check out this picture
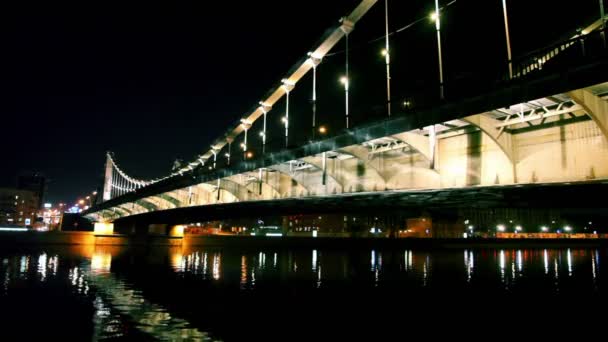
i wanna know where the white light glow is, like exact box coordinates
[0,227,28,232]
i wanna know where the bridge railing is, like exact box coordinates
[192,28,608,174]
[511,27,607,80]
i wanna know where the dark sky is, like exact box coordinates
[1,0,601,204]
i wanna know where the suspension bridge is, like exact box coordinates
[83,0,608,237]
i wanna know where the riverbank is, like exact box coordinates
[1,231,608,249]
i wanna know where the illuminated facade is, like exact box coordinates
[0,188,39,227]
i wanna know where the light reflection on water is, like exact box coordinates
[0,246,606,340]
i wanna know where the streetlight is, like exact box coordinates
[307,53,321,139]
[497,224,506,232]
[259,102,271,154]
[382,0,392,117]
[340,76,349,128]
[541,226,549,232]
[430,0,444,100]
[281,79,295,148]
[240,119,251,160]
[318,126,327,135]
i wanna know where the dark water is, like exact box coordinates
[0,245,606,341]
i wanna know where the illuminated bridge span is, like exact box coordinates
[85,0,608,229]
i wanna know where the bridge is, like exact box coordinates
[84,0,608,237]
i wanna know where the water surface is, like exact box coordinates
[1,246,606,341]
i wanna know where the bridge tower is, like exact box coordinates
[102,152,113,202]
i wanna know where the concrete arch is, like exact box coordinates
[269,162,342,196]
[158,194,181,207]
[114,206,132,216]
[463,114,515,163]
[390,132,433,162]
[463,114,517,183]
[112,207,130,217]
[164,189,191,206]
[301,154,383,193]
[135,199,158,212]
[567,87,608,141]
[120,202,148,215]
[198,179,259,203]
[143,195,178,210]
[220,178,260,201]
[337,145,388,185]
[227,172,282,200]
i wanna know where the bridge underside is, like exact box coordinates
[86,79,608,223]
[109,181,608,227]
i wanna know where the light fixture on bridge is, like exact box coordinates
[381,48,388,57]
[430,11,439,21]
[340,76,349,128]
[259,131,265,137]
[281,78,295,91]
[281,116,288,124]
[318,126,327,134]
[224,153,230,158]
[258,101,272,111]
[339,76,349,88]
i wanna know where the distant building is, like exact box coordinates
[0,188,39,227]
[17,172,46,209]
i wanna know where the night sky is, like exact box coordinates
[1,0,601,203]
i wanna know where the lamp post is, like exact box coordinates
[340,76,349,129]
[240,119,251,161]
[281,79,294,148]
[383,0,392,116]
[339,17,353,129]
[307,54,321,139]
[259,102,271,154]
[431,0,444,100]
